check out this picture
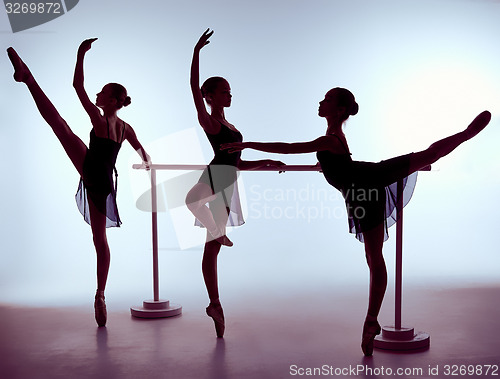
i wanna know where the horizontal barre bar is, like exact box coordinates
[132,164,322,171]
[132,163,432,172]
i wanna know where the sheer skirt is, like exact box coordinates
[75,172,122,228]
[343,153,417,242]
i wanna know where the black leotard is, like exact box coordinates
[196,121,245,227]
[317,135,417,242]
[75,119,125,228]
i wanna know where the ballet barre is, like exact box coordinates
[130,163,321,318]
[132,163,322,171]
[131,162,431,353]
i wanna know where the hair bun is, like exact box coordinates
[123,96,131,107]
[350,101,359,116]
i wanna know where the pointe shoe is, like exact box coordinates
[465,111,492,140]
[361,320,381,356]
[7,47,33,83]
[94,291,107,327]
[206,303,225,338]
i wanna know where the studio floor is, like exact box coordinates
[1,285,499,379]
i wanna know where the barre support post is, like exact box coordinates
[374,179,430,351]
[395,177,403,330]
[130,167,182,318]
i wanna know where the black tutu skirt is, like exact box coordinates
[158,164,245,228]
[195,164,245,227]
[75,173,122,228]
[344,153,417,242]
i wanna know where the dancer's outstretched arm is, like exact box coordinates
[238,159,285,170]
[222,135,337,155]
[73,38,101,125]
[190,29,219,134]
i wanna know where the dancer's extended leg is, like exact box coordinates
[7,47,87,176]
[89,197,109,327]
[361,224,386,356]
[408,111,491,174]
[186,182,233,246]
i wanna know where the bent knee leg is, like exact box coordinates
[186,183,215,209]
[185,191,202,212]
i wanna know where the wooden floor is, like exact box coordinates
[1,285,499,379]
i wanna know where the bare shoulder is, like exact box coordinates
[120,118,130,130]
[120,119,135,138]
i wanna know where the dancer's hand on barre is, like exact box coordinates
[77,38,98,56]
[195,28,214,52]
[237,158,286,172]
[314,162,323,173]
[134,149,152,170]
[142,154,152,171]
[261,159,286,171]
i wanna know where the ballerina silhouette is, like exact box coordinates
[7,39,151,327]
[185,29,284,337]
[222,87,491,355]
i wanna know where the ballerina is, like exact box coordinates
[185,29,284,337]
[7,39,151,327]
[221,87,491,354]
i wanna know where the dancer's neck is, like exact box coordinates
[326,118,343,137]
[102,108,118,119]
[210,107,226,122]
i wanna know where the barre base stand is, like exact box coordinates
[131,168,182,318]
[131,299,182,319]
[374,179,430,351]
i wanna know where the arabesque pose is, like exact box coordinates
[222,87,491,354]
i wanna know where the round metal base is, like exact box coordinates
[374,326,430,351]
[130,299,182,319]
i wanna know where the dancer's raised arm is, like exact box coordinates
[191,29,219,134]
[73,38,101,124]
